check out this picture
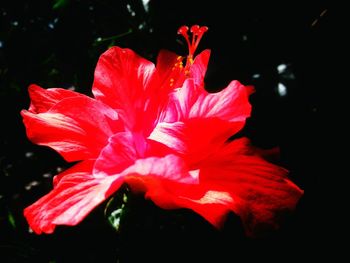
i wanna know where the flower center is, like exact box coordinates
[177,25,208,70]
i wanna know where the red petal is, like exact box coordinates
[178,79,252,121]
[123,154,198,185]
[190,49,211,86]
[149,119,243,165]
[152,79,252,164]
[121,155,232,228]
[191,80,251,121]
[158,78,251,131]
[125,176,234,227]
[28,84,85,113]
[125,139,302,235]
[92,47,157,132]
[156,49,182,86]
[24,160,123,234]
[199,138,304,235]
[21,96,122,162]
[93,132,137,177]
[93,132,173,178]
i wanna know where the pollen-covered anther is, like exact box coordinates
[172,57,184,71]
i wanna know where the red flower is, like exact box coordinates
[21,25,303,235]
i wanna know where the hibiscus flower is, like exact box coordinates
[21,25,303,236]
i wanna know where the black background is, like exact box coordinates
[0,0,343,262]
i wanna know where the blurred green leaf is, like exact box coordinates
[53,0,69,10]
[8,211,16,229]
